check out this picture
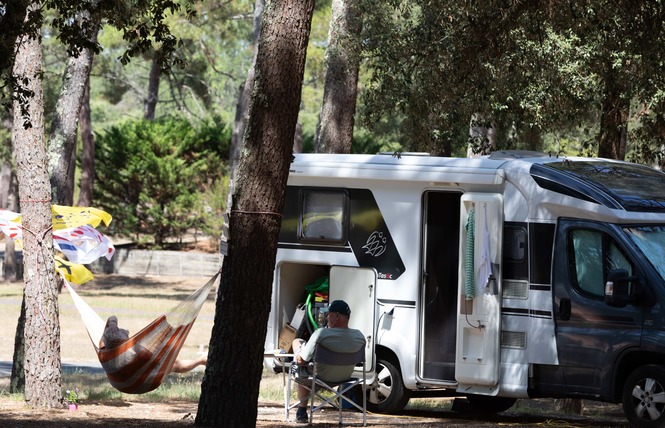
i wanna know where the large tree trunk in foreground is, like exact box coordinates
[314,0,361,154]
[12,3,62,407]
[196,0,315,426]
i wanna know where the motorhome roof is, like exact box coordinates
[291,152,665,213]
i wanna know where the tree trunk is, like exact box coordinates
[0,161,11,208]
[3,164,19,281]
[10,296,26,393]
[12,3,62,407]
[195,0,315,426]
[314,0,361,154]
[229,0,264,201]
[467,112,496,157]
[0,0,30,74]
[144,53,161,120]
[293,120,303,153]
[47,10,100,205]
[77,75,95,207]
[556,398,583,415]
[598,71,629,160]
[521,125,543,152]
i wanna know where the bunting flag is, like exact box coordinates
[51,205,113,229]
[53,225,115,264]
[55,256,95,284]
[0,205,114,284]
[0,209,22,239]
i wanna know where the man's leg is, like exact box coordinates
[291,339,309,422]
[171,355,207,373]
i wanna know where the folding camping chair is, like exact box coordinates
[285,344,367,426]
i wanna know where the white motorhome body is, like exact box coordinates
[265,151,665,426]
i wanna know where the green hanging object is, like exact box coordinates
[305,276,329,293]
[465,208,475,300]
[305,276,329,330]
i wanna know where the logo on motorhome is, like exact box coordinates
[362,231,387,257]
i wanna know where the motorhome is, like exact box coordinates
[265,150,665,427]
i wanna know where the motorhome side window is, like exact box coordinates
[569,229,633,298]
[299,189,347,243]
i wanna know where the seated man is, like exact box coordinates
[291,300,366,424]
[100,315,207,373]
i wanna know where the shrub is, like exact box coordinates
[93,116,230,247]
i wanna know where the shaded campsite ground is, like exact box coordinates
[0,274,629,427]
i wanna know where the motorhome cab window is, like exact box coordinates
[569,229,633,298]
[299,190,347,243]
[625,225,665,281]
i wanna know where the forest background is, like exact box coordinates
[4,0,665,249]
[1,0,665,426]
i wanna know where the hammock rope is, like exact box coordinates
[64,268,221,394]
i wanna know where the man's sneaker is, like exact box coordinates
[295,406,308,423]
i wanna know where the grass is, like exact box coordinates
[0,274,294,406]
[0,275,216,364]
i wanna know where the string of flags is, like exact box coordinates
[0,205,115,284]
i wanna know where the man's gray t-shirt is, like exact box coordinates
[300,327,366,382]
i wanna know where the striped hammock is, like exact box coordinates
[64,269,220,394]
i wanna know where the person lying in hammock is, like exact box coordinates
[100,316,207,373]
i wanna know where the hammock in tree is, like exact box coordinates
[64,268,221,394]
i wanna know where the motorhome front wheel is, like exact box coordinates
[623,364,665,428]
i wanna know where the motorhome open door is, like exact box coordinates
[455,193,503,394]
[329,266,377,374]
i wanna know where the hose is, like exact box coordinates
[465,208,475,300]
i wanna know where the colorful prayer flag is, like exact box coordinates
[55,256,95,284]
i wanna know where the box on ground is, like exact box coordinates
[278,323,297,352]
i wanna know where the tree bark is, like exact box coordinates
[598,69,629,160]
[0,0,31,75]
[467,112,496,157]
[144,54,161,120]
[195,0,315,426]
[77,75,95,207]
[10,296,26,393]
[3,164,19,281]
[556,398,583,415]
[48,10,100,205]
[12,2,62,408]
[229,0,264,201]
[314,0,361,154]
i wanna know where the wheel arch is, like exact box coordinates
[375,345,404,380]
[612,349,665,402]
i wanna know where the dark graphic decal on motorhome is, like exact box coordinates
[348,189,405,280]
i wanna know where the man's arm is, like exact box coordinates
[297,329,323,364]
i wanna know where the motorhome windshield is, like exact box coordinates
[537,161,665,212]
[624,225,665,281]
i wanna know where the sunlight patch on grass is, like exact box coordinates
[406,397,454,411]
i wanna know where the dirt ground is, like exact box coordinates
[0,395,630,427]
[0,273,630,427]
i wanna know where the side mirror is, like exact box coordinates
[604,269,635,307]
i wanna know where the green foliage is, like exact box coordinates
[93,116,230,246]
[351,128,402,154]
[357,0,665,160]
[627,98,665,167]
